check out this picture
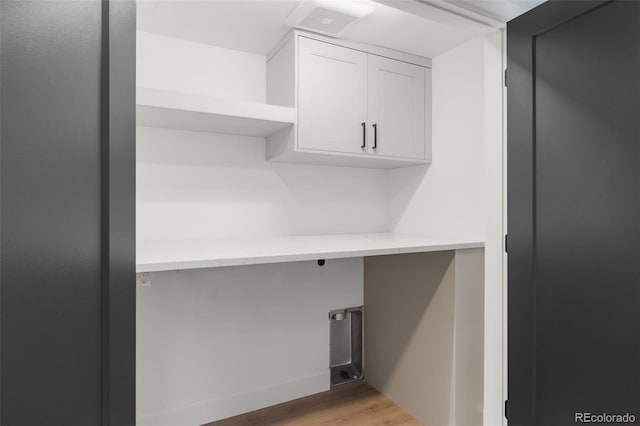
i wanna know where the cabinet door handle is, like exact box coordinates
[361,122,366,149]
[373,123,378,150]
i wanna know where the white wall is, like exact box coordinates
[387,34,506,426]
[136,31,380,425]
[364,249,484,426]
[136,258,363,426]
[136,29,502,426]
[137,127,390,241]
[452,248,486,426]
[137,31,266,102]
[136,31,390,242]
[389,37,486,241]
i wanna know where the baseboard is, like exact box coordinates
[136,372,329,426]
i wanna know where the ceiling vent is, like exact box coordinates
[285,0,375,37]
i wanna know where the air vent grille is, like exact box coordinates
[285,0,375,37]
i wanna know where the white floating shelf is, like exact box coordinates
[136,87,296,137]
[136,233,484,272]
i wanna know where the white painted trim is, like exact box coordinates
[501,28,509,426]
[482,29,507,426]
[136,372,329,426]
[266,31,295,65]
[373,0,504,31]
[415,0,505,28]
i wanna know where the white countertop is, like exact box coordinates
[136,233,484,272]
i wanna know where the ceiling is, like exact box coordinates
[137,1,300,55]
[137,0,546,58]
[437,0,547,22]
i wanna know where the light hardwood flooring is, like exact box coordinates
[203,382,421,426]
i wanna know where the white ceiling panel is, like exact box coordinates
[137,0,300,54]
[343,1,483,57]
[137,0,547,58]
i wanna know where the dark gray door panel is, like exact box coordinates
[0,1,135,424]
[508,1,640,425]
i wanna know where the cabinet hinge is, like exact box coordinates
[504,69,508,87]
[505,400,509,419]
[504,234,508,253]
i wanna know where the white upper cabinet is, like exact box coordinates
[267,31,432,169]
[367,55,426,160]
[298,37,368,155]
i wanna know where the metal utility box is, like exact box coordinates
[329,306,363,387]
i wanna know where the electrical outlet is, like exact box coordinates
[136,272,152,288]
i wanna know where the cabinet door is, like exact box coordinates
[298,37,368,154]
[367,55,426,160]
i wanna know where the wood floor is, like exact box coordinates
[203,382,421,426]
